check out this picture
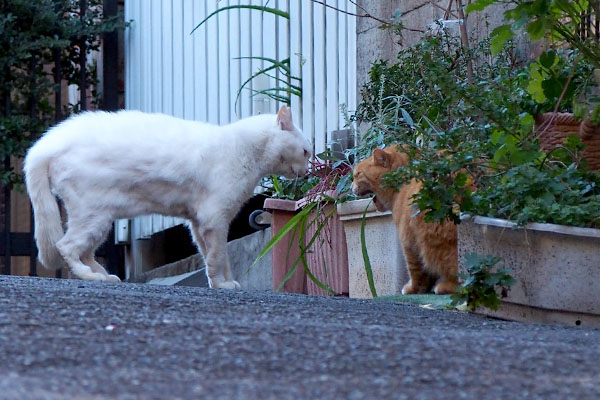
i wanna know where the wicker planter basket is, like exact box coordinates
[534,112,600,170]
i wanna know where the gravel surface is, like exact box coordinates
[1,275,599,400]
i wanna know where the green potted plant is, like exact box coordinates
[259,156,352,296]
[352,22,600,323]
[468,0,600,169]
[261,175,318,294]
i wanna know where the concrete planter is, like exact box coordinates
[337,199,409,299]
[459,215,600,327]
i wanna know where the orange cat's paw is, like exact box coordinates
[434,280,458,295]
[402,282,427,295]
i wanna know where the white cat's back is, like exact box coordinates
[26,111,227,189]
[28,110,217,161]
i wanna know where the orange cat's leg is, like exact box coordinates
[421,240,459,295]
[433,279,459,295]
[401,245,434,294]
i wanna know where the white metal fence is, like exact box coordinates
[124,0,356,239]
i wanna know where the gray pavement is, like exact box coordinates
[0,275,599,400]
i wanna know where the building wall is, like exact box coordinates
[355,1,521,99]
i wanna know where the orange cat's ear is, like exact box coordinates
[373,148,389,167]
[277,106,294,132]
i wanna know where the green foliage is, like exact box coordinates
[233,56,302,106]
[190,4,289,35]
[471,161,600,227]
[191,2,301,106]
[451,253,515,311]
[0,0,126,186]
[468,0,600,66]
[354,32,600,229]
[261,174,319,201]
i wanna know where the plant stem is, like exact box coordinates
[456,0,474,84]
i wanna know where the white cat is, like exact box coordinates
[24,106,310,289]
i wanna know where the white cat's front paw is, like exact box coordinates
[211,279,241,290]
[78,272,107,281]
[106,274,121,283]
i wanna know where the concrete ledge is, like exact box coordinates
[138,228,272,291]
[148,269,208,287]
[135,253,205,284]
[476,302,600,329]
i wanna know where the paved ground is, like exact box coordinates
[1,275,599,400]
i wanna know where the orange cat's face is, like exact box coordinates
[351,146,407,212]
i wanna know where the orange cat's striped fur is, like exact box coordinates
[351,145,458,295]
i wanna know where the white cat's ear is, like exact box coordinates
[373,149,389,167]
[277,106,294,132]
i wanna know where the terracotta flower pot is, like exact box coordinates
[264,197,349,296]
[263,198,306,294]
[304,203,349,296]
[534,112,600,169]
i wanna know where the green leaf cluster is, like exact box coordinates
[354,31,600,229]
[190,2,301,106]
[468,0,600,66]
[0,0,127,186]
[451,253,515,311]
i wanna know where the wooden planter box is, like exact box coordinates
[304,203,349,296]
[459,215,600,327]
[263,198,306,294]
[264,198,349,296]
[337,199,409,299]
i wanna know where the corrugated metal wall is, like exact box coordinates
[124,0,356,239]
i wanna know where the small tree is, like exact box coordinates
[0,0,126,187]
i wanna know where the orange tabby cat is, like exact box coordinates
[351,145,459,295]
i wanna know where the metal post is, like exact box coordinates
[28,55,38,277]
[80,0,87,111]
[102,0,119,111]
[3,158,11,275]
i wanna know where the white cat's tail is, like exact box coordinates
[24,153,64,270]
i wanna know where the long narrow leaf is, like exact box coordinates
[361,201,378,298]
[271,175,281,196]
[260,71,301,89]
[191,5,289,35]
[275,259,299,292]
[298,208,335,295]
[235,61,290,109]
[275,222,301,292]
[234,56,291,75]
[251,203,316,267]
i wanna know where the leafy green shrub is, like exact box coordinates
[451,253,515,311]
[0,0,126,186]
[354,32,600,228]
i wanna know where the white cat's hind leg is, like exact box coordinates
[82,251,121,283]
[56,216,112,282]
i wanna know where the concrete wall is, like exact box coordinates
[140,228,273,291]
[355,1,520,97]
